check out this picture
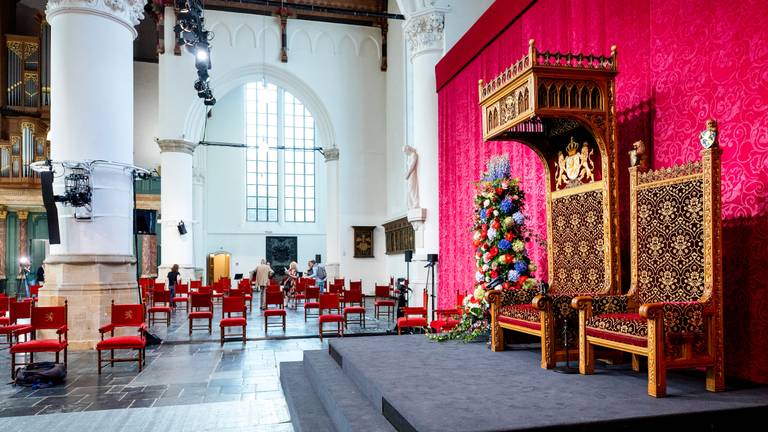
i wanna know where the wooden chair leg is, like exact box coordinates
[10,353,15,379]
[208,318,212,334]
[111,349,115,367]
[189,318,192,336]
[647,318,667,397]
[578,309,594,375]
[97,350,102,374]
[242,325,246,344]
[540,310,555,369]
[282,316,286,331]
[632,354,641,372]
[220,328,224,346]
[138,348,143,372]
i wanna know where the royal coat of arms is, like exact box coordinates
[699,119,718,149]
[555,137,596,189]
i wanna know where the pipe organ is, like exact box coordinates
[1,20,51,185]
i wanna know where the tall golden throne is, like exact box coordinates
[573,123,725,397]
[481,40,622,368]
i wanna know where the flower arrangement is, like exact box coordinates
[431,154,538,342]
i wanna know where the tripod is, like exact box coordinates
[425,261,436,321]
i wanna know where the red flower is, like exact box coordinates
[490,271,498,279]
[491,219,501,230]
[489,246,499,257]
[504,254,513,264]
[502,282,510,289]
[505,232,515,241]
[495,187,503,195]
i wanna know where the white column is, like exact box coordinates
[404,9,444,257]
[324,148,341,278]
[157,140,197,282]
[44,0,144,349]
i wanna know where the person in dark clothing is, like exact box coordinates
[36,265,45,283]
[167,264,180,304]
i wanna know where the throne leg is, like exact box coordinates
[577,309,593,374]
[540,310,555,369]
[647,318,667,397]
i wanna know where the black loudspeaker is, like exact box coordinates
[177,221,188,235]
[404,250,413,262]
[40,171,61,245]
[427,253,438,264]
[134,209,157,235]
[315,254,322,263]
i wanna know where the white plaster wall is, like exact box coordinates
[133,61,159,170]
[443,0,494,51]
[168,10,391,292]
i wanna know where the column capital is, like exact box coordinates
[403,9,446,60]
[157,139,198,155]
[323,147,340,162]
[16,210,29,221]
[0,206,7,219]
[46,0,145,39]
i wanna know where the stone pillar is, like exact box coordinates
[17,211,28,264]
[402,8,445,311]
[0,208,6,282]
[403,9,444,257]
[44,0,144,349]
[157,139,197,283]
[324,148,341,278]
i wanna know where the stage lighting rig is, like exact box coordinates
[174,0,216,106]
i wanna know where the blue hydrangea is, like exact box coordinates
[514,260,528,273]
[507,270,520,282]
[499,199,513,214]
[484,155,510,181]
[479,209,487,221]
[498,239,511,251]
[512,211,525,225]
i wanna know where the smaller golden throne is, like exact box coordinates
[573,125,725,397]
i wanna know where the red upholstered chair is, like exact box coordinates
[219,277,232,295]
[397,289,429,335]
[190,280,202,291]
[349,280,362,292]
[374,284,395,321]
[264,290,287,333]
[241,284,254,312]
[220,295,247,345]
[173,283,189,310]
[96,301,146,374]
[329,281,343,295]
[1,299,32,345]
[212,282,225,303]
[10,301,68,378]
[430,290,466,333]
[0,296,9,326]
[319,293,344,341]
[304,286,321,321]
[138,279,153,304]
[148,289,172,326]
[154,282,165,292]
[292,279,306,310]
[343,289,366,329]
[28,284,42,302]
[198,285,212,295]
[188,292,213,335]
[333,277,345,287]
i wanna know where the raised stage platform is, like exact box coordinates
[280,335,768,432]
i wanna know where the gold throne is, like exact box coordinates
[481,40,622,368]
[573,123,725,397]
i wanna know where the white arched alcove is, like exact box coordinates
[183,64,337,152]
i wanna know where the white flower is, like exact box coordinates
[487,228,497,241]
[475,272,484,282]
[483,199,490,208]
[493,210,499,216]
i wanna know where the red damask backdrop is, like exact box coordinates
[437,0,768,383]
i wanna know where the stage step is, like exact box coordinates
[280,361,336,432]
[303,349,396,432]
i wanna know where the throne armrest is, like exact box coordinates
[56,325,68,336]
[640,301,705,334]
[531,294,552,311]
[12,325,33,336]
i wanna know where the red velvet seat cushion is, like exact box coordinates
[264,309,286,317]
[96,335,145,350]
[148,306,172,313]
[305,302,320,308]
[397,317,427,328]
[430,319,460,332]
[499,304,539,323]
[319,314,344,323]
[10,339,67,353]
[585,313,648,347]
[189,311,213,319]
[220,317,247,327]
[294,294,306,300]
[375,300,395,307]
[0,317,9,326]
[172,296,188,303]
[344,306,366,314]
[0,324,32,335]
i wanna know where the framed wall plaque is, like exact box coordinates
[352,226,375,258]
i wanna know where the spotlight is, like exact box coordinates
[19,256,30,266]
[195,45,208,62]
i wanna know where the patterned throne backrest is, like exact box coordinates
[549,188,608,295]
[630,147,721,305]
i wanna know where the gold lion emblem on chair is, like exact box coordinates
[556,137,596,189]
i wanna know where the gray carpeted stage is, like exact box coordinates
[280,335,768,432]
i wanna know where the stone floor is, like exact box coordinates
[0,292,405,430]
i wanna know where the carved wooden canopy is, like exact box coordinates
[478,39,621,294]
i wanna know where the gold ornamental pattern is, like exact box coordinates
[550,189,605,294]
[636,179,705,304]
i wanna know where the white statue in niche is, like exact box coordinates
[403,144,420,209]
